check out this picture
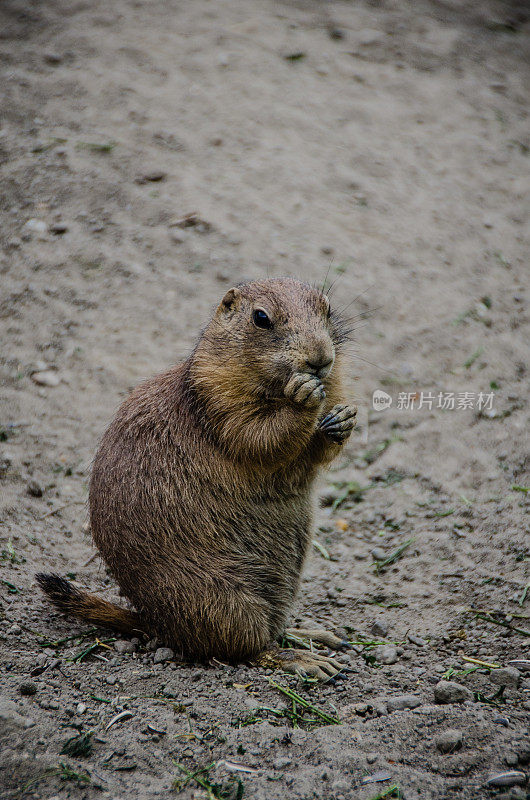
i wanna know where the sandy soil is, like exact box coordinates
[1,1,529,798]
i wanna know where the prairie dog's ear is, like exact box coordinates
[217,287,241,316]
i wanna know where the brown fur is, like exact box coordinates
[38,278,352,663]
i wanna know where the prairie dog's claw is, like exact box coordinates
[319,404,357,443]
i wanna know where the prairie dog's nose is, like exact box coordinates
[305,352,334,378]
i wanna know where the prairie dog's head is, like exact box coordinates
[194,277,349,400]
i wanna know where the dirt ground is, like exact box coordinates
[1,1,529,798]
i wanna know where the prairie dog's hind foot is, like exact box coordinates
[283,627,351,650]
[254,646,347,681]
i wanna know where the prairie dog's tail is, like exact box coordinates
[36,573,146,637]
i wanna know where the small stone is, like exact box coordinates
[153,647,174,664]
[44,52,62,64]
[23,219,48,238]
[371,620,388,638]
[169,228,188,244]
[493,715,510,727]
[161,686,179,699]
[328,27,344,41]
[386,695,421,713]
[31,370,60,387]
[517,746,530,765]
[435,729,463,753]
[340,702,369,718]
[408,634,427,646]
[372,699,389,716]
[273,757,292,769]
[27,480,43,497]
[505,753,519,767]
[486,771,527,788]
[76,702,87,714]
[508,660,530,673]
[358,29,384,46]
[0,697,35,728]
[434,680,473,704]
[490,667,521,690]
[331,778,350,793]
[361,771,393,785]
[371,547,386,561]
[19,682,37,696]
[114,640,136,654]
[8,623,21,634]
[138,170,166,183]
[374,645,398,665]
[366,753,378,764]
[49,221,68,234]
[0,454,12,477]
[105,675,117,685]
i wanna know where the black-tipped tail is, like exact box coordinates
[36,572,146,636]
[36,573,83,612]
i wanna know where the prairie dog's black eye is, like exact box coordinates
[252,309,273,329]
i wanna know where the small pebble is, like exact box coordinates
[371,620,388,638]
[361,771,393,785]
[374,645,398,665]
[153,647,174,664]
[505,753,519,767]
[493,715,510,727]
[31,370,60,387]
[273,756,292,770]
[76,702,87,714]
[486,771,527,788]
[490,668,521,690]
[27,480,43,498]
[19,683,37,696]
[386,695,421,713]
[435,729,463,753]
[114,640,136,654]
[517,746,530,765]
[138,170,166,183]
[434,680,473,704]
[508,660,530,673]
[169,228,188,244]
[328,27,344,41]
[371,547,386,561]
[44,52,62,64]
[0,455,12,477]
[23,219,47,237]
[49,221,68,234]
[408,634,427,646]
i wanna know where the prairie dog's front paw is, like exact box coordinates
[319,404,357,442]
[284,372,325,408]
